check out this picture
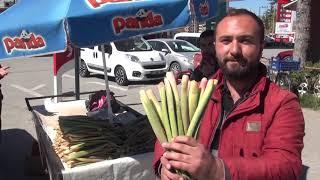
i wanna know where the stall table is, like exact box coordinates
[27,97,156,180]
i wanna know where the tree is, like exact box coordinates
[261,0,277,34]
[294,0,320,64]
[310,0,320,63]
[294,0,312,65]
[262,8,275,34]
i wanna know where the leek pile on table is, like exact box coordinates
[53,115,155,168]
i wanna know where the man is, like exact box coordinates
[153,9,305,180]
[191,29,219,81]
[0,64,9,142]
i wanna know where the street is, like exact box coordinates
[0,48,319,179]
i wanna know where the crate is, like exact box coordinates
[270,57,301,72]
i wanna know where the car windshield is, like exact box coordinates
[167,40,200,52]
[114,37,152,52]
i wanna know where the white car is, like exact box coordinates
[174,32,201,48]
[80,37,167,86]
[147,39,200,72]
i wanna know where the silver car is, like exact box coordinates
[147,39,200,72]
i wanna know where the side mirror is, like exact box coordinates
[161,49,169,55]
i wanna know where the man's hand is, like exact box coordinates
[161,136,218,180]
[0,66,10,79]
[160,156,182,180]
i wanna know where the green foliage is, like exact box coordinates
[289,63,320,110]
[290,63,320,86]
[305,62,320,68]
[299,93,320,110]
[261,0,277,34]
[261,7,275,34]
[290,69,309,86]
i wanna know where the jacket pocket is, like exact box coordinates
[231,121,264,158]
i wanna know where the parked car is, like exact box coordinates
[80,37,167,86]
[147,38,200,72]
[173,32,201,48]
[264,35,276,47]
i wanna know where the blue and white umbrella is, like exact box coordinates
[0,0,219,60]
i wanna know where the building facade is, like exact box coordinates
[274,0,296,44]
[0,0,15,13]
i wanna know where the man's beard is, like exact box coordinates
[219,55,260,81]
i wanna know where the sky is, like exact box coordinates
[229,0,272,16]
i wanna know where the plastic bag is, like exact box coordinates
[86,90,121,119]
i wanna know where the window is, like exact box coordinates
[98,44,112,53]
[167,40,199,52]
[114,37,152,52]
[148,41,168,52]
[176,37,200,48]
[148,41,156,48]
[155,42,169,51]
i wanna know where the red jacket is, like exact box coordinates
[153,66,305,179]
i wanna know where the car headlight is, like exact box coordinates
[126,54,140,62]
[159,53,165,61]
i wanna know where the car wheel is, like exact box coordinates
[114,66,129,86]
[169,62,181,73]
[79,60,90,77]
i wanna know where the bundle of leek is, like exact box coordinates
[140,71,218,179]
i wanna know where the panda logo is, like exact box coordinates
[20,30,31,42]
[136,9,149,21]
[199,1,209,17]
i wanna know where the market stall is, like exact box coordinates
[26,92,156,180]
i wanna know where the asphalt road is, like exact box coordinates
[0,48,319,180]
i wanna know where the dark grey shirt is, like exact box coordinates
[211,85,247,156]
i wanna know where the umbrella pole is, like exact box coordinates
[100,45,114,120]
[75,48,80,100]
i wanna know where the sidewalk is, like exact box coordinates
[301,108,320,180]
